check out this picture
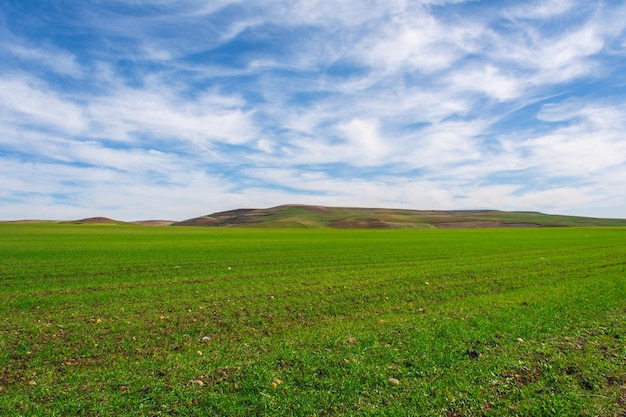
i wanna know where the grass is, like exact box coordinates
[1,224,625,416]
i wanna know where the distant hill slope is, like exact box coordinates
[62,217,128,225]
[2,217,175,226]
[172,204,626,229]
[62,218,175,226]
[131,220,175,226]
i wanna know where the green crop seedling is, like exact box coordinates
[1,223,625,416]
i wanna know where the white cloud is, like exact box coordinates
[256,138,275,154]
[4,43,83,77]
[87,86,257,145]
[1,0,626,219]
[0,72,258,149]
[279,0,406,27]
[360,11,482,75]
[0,152,236,220]
[489,5,621,89]
[506,0,576,20]
[447,64,522,101]
[489,100,626,195]
[524,129,626,178]
[0,76,87,134]
[537,100,623,127]
[338,119,388,163]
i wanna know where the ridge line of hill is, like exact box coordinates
[3,205,625,228]
[171,205,626,229]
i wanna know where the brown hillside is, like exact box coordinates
[173,204,626,229]
[64,217,123,225]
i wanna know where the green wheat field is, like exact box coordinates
[1,223,625,416]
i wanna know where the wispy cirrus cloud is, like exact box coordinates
[0,76,87,134]
[1,0,625,220]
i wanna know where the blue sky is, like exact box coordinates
[1,0,626,220]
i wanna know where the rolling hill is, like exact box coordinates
[172,204,626,229]
[4,205,625,228]
[61,217,128,225]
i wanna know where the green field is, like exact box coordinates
[1,224,625,416]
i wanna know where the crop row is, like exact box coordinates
[1,224,625,416]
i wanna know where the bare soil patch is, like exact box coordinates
[131,220,175,226]
[436,221,541,229]
[330,218,390,228]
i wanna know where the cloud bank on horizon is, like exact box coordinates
[1,0,626,220]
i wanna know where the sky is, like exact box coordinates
[1,0,626,221]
